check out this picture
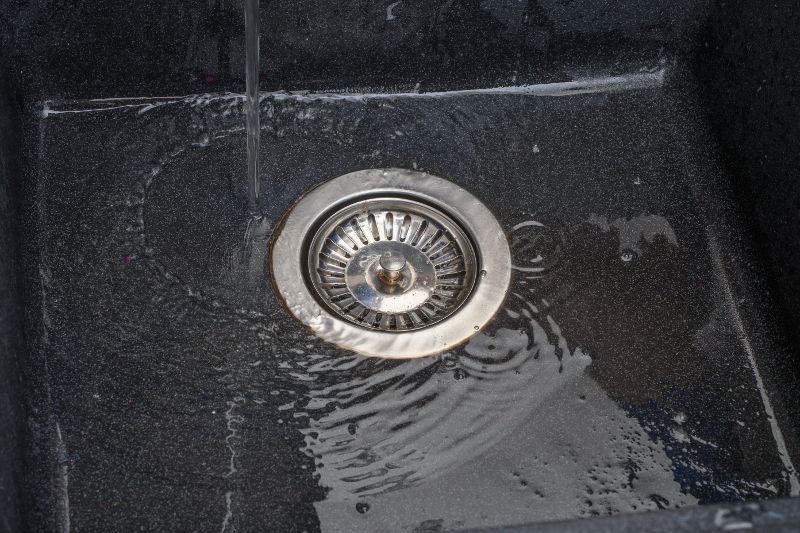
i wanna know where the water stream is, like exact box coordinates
[244,0,260,213]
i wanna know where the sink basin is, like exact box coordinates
[2,1,800,531]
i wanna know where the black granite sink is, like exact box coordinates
[2,2,800,532]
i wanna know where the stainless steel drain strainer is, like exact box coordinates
[308,198,477,331]
[270,168,511,359]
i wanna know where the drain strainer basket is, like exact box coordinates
[270,168,511,359]
[308,197,477,331]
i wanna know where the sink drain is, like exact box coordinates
[270,168,511,358]
[308,197,477,331]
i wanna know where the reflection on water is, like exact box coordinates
[293,295,592,499]
[313,375,695,532]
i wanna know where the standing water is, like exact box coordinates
[244,0,260,213]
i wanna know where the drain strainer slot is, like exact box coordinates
[270,168,512,359]
[307,198,477,331]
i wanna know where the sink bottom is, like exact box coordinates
[25,70,800,531]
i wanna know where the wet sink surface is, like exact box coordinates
[28,69,799,531]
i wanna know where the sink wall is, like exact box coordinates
[696,0,800,349]
[6,0,711,97]
[0,61,25,533]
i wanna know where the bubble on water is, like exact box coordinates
[620,249,636,263]
[355,502,370,514]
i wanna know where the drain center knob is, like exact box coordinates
[378,251,407,286]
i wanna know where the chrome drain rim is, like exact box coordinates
[308,198,477,331]
[270,168,512,359]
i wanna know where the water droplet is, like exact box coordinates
[453,368,467,380]
[347,423,358,435]
[620,250,636,263]
[474,325,479,331]
[355,502,370,514]
[480,269,487,279]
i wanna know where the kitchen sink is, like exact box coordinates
[2,1,800,531]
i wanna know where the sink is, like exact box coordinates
[2,1,800,531]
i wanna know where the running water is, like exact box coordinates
[244,0,260,213]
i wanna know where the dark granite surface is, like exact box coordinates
[20,68,800,530]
